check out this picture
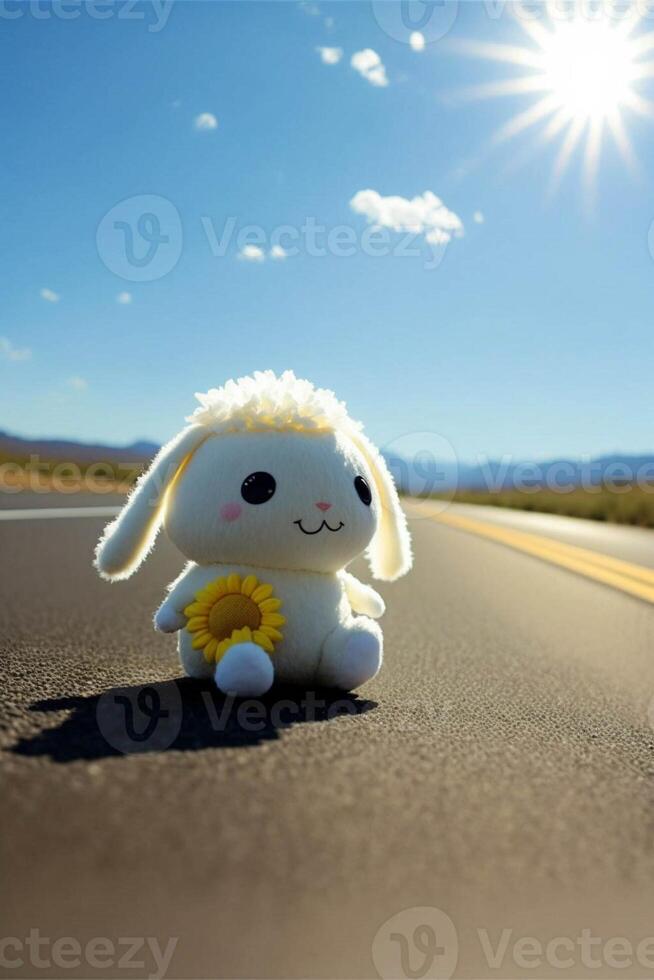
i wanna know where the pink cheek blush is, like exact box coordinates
[220,502,242,522]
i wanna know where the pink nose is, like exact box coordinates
[315,501,332,511]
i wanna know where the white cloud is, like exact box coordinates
[316,46,343,65]
[40,287,60,303]
[409,31,425,52]
[194,112,218,131]
[0,337,31,362]
[67,376,88,391]
[351,49,388,87]
[116,291,132,304]
[473,210,485,224]
[350,189,464,245]
[299,1,320,15]
[270,245,288,260]
[238,245,266,262]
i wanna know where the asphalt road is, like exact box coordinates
[1,499,654,980]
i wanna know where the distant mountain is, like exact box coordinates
[1,429,651,494]
[0,430,159,464]
[383,452,654,495]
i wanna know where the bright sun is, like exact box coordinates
[539,19,636,119]
[456,2,654,194]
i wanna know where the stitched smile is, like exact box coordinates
[293,519,345,535]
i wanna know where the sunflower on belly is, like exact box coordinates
[183,573,285,664]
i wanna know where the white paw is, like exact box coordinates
[154,605,186,633]
[214,643,274,697]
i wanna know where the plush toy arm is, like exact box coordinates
[153,564,196,633]
[154,599,186,633]
[341,572,386,619]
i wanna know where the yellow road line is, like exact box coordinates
[432,511,654,605]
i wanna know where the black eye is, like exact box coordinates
[354,475,372,506]
[241,471,276,505]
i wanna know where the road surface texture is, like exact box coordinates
[1,497,654,979]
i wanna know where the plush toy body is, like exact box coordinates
[96,371,412,697]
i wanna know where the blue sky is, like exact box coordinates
[1,0,653,461]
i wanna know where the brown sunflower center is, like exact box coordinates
[208,593,262,641]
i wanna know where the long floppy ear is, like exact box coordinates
[350,430,412,582]
[95,424,209,582]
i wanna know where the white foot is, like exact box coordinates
[318,621,383,691]
[214,642,274,697]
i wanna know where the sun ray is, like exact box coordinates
[616,4,644,39]
[540,105,573,145]
[582,114,604,208]
[455,75,552,102]
[623,89,654,116]
[549,117,586,196]
[448,38,544,70]
[492,93,560,145]
[631,32,654,56]
[632,61,654,80]
[513,2,552,49]
[606,106,639,175]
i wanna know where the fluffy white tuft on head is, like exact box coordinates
[188,369,360,436]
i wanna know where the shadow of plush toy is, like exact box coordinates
[12,678,377,762]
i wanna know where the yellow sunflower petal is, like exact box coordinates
[241,574,258,597]
[252,584,274,603]
[258,597,282,613]
[192,631,212,649]
[183,601,212,617]
[261,612,285,627]
[204,637,218,660]
[197,585,221,604]
[186,616,210,632]
[253,630,274,653]
[216,638,231,659]
[260,625,283,643]
[227,573,241,593]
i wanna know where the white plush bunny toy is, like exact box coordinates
[95,370,412,697]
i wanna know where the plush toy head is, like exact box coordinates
[95,370,412,582]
